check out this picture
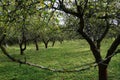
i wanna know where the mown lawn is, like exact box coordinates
[0,39,120,80]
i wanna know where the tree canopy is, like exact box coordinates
[0,0,120,80]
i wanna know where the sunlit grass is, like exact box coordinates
[0,39,120,80]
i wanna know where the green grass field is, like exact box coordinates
[0,39,120,80]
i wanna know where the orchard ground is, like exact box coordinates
[0,39,120,80]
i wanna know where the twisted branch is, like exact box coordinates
[0,44,117,73]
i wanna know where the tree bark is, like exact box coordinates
[19,42,26,55]
[98,64,108,80]
[34,39,39,50]
[0,45,16,61]
[78,17,108,80]
[42,39,49,49]
[52,40,55,47]
[19,38,26,55]
[45,42,48,48]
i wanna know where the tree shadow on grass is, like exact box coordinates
[0,62,54,80]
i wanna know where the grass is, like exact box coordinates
[0,39,120,80]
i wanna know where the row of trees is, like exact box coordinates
[0,0,120,80]
[0,0,66,55]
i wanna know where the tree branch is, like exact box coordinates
[58,0,78,17]
[97,19,110,43]
[104,34,120,65]
[0,44,96,73]
[96,18,110,50]
[75,0,78,6]
[78,17,102,63]
[83,0,88,14]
